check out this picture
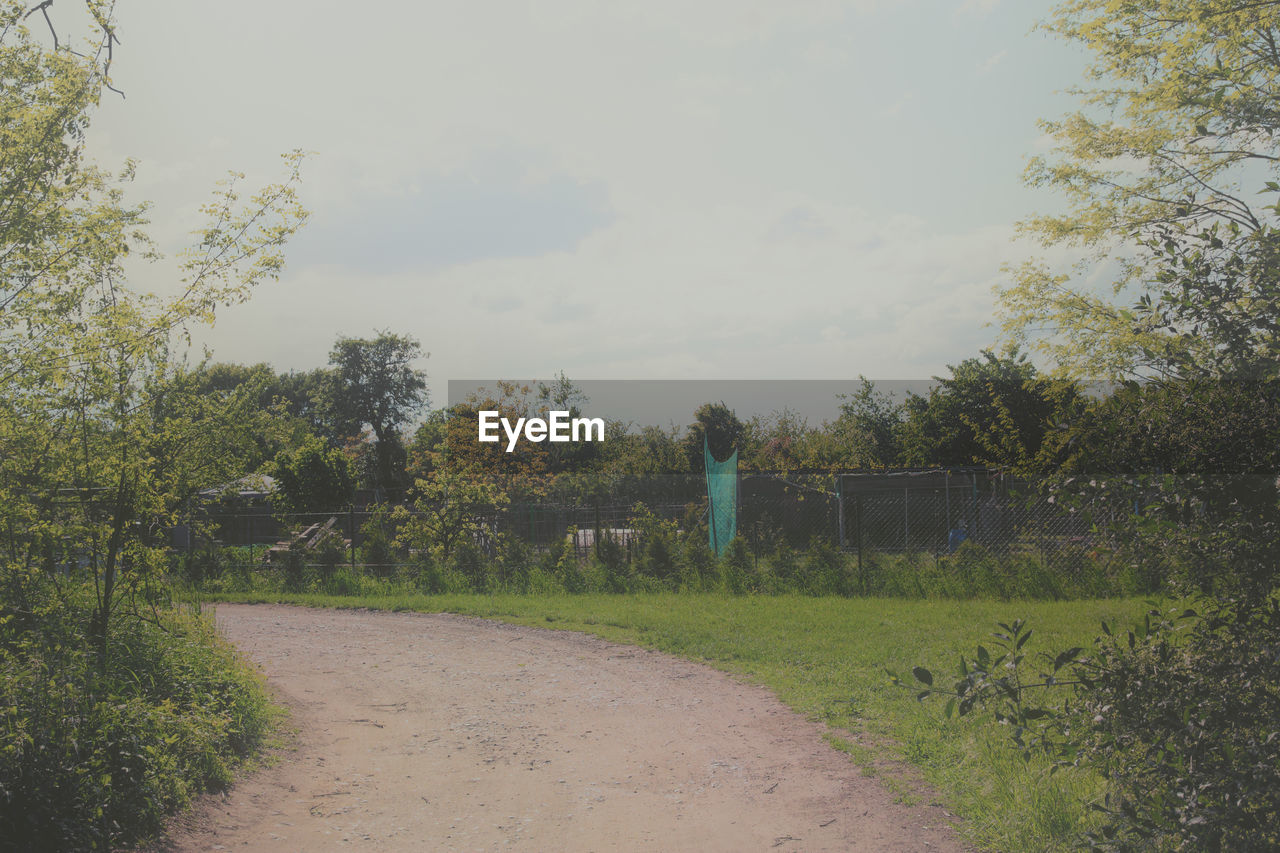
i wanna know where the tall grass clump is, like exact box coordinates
[0,581,273,852]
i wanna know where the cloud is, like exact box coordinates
[976,49,1008,76]
[287,152,613,274]
[83,0,1096,405]
[956,0,1001,18]
[191,193,1031,408]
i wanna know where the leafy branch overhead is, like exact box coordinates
[1000,0,1280,378]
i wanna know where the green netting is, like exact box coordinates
[705,436,738,557]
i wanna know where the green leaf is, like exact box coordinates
[1053,647,1083,671]
[912,666,933,687]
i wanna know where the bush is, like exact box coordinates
[494,538,532,591]
[314,534,346,582]
[412,549,448,594]
[360,505,399,578]
[680,535,715,591]
[804,537,848,596]
[450,542,488,592]
[905,600,1280,851]
[631,504,679,584]
[0,588,272,852]
[719,536,752,595]
[557,528,587,593]
[182,545,225,587]
[281,542,308,592]
[1077,599,1280,850]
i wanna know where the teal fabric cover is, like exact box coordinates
[704,436,738,557]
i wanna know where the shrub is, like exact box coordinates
[680,535,715,591]
[0,589,272,852]
[631,504,680,583]
[281,542,307,592]
[804,537,848,596]
[905,600,1280,851]
[450,541,488,592]
[719,536,752,595]
[360,506,398,578]
[557,527,587,593]
[183,545,225,587]
[313,534,347,582]
[770,541,799,586]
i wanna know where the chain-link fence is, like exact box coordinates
[176,470,1107,578]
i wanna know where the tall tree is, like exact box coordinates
[0,1,308,664]
[898,349,1081,473]
[324,332,427,498]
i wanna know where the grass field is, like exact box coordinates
[200,591,1152,851]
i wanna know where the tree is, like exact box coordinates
[0,2,308,666]
[1000,1,1280,378]
[324,331,427,498]
[897,349,1081,473]
[911,5,1280,845]
[683,402,746,472]
[434,384,550,503]
[394,466,507,562]
[829,378,903,469]
[741,408,814,472]
[267,434,355,515]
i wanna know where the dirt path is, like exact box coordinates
[160,604,963,852]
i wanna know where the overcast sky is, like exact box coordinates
[81,0,1095,407]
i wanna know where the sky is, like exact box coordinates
[79,0,1097,408]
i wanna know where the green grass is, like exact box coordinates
[200,589,1152,851]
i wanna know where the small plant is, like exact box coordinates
[314,534,346,582]
[804,537,848,596]
[719,536,752,595]
[680,534,715,591]
[451,541,487,592]
[631,503,679,583]
[557,527,587,593]
[895,599,1280,851]
[281,542,308,592]
[360,505,398,578]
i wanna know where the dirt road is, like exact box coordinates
[161,604,963,852]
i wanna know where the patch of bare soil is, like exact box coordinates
[156,604,964,852]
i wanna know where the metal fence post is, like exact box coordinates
[855,494,863,574]
[904,488,910,551]
[836,475,845,548]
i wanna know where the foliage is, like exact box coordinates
[829,378,904,468]
[683,402,746,472]
[0,0,307,669]
[359,504,399,577]
[903,599,1280,851]
[1000,0,1280,376]
[631,504,680,583]
[898,349,1082,473]
[323,332,427,496]
[438,387,551,502]
[0,6,302,845]
[267,434,354,515]
[395,466,507,562]
[718,535,752,594]
[1057,376,1280,597]
[0,586,272,851]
